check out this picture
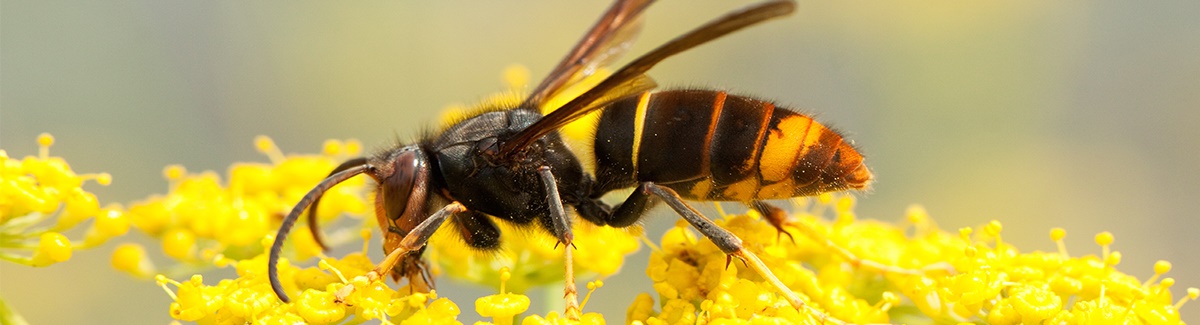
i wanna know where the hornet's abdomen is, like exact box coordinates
[591,89,872,201]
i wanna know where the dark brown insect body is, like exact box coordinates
[591,89,870,202]
[269,0,872,320]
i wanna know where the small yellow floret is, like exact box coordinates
[959,227,973,240]
[1095,231,1114,246]
[475,266,530,325]
[877,291,900,311]
[1050,227,1066,241]
[345,139,363,156]
[1009,285,1063,323]
[1106,251,1122,267]
[905,204,929,226]
[37,132,55,146]
[111,243,154,278]
[834,195,855,214]
[31,232,73,266]
[1050,227,1070,257]
[57,188,100,228]
[476,294,530,324]
[1154,260,1172,275]
[163,164,186,181]
[503,64,530,90]
[626,293,656,322]
[93,172,113,185]
[168,275,224,322]
[322,139,343,156]
[816,192,834,205]
[94,208,131,237]
[297,289,347,324]
[984,220,1003,236]
[580,280,604,310]
[254,135,275,153]
[255,135,286,163]
[162,229,197,260]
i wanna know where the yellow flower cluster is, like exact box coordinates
[0,133,122,267]
[155,236,462,325]
[429,217,639,295]
[155,232,619,325]
[626,195,1199,325]
[473,266,608,325]
[112,136,370,278]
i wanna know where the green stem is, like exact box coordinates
[0,253,32,265]
[0,296,31,325]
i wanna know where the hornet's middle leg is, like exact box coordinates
[536,166,581,320]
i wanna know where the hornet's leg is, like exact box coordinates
[334,202,465,303]
[749,200,796,243]
[536,166,581,320]
[641,183,846,325]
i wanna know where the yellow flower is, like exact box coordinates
[111,243,155,279]
[117,135,369,275]
[1,133,115,267]
[429,217,639,295]
[627,197,1198,324]
[296,289,347,324]
[30,232,72,266]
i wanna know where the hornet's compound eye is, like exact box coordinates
[376,149,423,225]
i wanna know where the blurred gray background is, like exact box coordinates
[3,1,1198,324]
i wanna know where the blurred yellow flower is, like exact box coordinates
[116,135,369,277]
[1,133,117,268]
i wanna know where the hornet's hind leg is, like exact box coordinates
[596,183,848,324]
[749,200,797,243]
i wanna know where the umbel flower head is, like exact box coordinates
[111,136,371,279]
[627,197,1199,324]
[1,133,121,267]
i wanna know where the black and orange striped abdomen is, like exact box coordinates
[591,89,872,201]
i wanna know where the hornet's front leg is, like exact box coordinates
[333,202,466,303]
